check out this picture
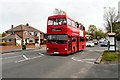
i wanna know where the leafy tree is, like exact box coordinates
[113,22,120,40]
[87,25,97,39]
[87,25,97,34]
[87,25,106,40]
[0,34,2,38]
[2,32,6,37]
[95,29,106,39]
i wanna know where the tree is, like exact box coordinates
[87,25,97,39]
[0,34,2,38]
[2,32,6,37]
[113,22,120,40]
[87,25,106,40]
[95,29,106,39]
[104,7,118,32]
[104,7,120,40]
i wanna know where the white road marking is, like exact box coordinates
[89,50,104,52]
[22,55,29,60]
[38,53,45,56]
[15,56,42,63]
[2,52,45,63]
[82,59,96,61]
[72,57,94,64]
[30,56,42,60]
[72,57,84,62]
[81,52,84,54]
[2,55,23,59]
[15,59,26,63]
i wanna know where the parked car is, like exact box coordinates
[86,41,95,47]
[99,38,106,43]
[100,40,108,47]
[93,39,98,45]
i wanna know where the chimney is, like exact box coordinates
[26,23,29,26]
[11,25,14,29]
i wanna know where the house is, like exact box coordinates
[4,23,45,46]
[1,33,22,46]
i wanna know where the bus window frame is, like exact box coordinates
[47,18,67,26]
[67,18,77,28]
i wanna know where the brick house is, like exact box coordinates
[4,24,45,46]
[1,33,22,46]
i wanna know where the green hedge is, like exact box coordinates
[0,42,6,46]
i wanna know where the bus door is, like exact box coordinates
[68,36,72,53]
[72,36,77,53]
[77,36,79,51]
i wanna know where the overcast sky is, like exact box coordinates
[0,0,119,33]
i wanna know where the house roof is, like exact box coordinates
[2,34,21,40]
[6,24,45,34]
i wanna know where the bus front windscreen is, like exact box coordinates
[47,35,67,44]
[48,18,67,25]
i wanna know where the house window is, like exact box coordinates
[29,32,34,35]
[29,39,34,43]
[8,39,12,42]
[24,31,28,35]
[2,40,5,42]
[36,33,40,36]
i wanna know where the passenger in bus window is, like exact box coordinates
[62,19,67,25]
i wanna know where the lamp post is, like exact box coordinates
[110,19,112,33]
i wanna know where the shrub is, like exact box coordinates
[0,42,6,46]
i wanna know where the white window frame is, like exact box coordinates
[29,31,34,35]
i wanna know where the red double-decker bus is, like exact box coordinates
[47,14,86,55]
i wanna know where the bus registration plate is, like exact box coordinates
[54,52,59,54]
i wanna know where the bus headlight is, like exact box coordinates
[47,48,49,50]
[65,48,67,50]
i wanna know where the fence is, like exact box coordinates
[0,45,35,50]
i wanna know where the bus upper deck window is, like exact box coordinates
[48,19,53,25]
[62,19,67,25]
[57,18,67,25]
[48,18,67,25]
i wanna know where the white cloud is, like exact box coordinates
[0,0,119,33]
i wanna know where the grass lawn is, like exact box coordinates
[101,50,120,64]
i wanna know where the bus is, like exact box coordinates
[47,15,86,55]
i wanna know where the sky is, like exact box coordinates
[0,0,119,33]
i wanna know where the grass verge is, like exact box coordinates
[101,50,120,63]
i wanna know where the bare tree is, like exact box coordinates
[104,7,118,33]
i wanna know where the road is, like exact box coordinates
[2,45,118,78]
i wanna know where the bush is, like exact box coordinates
[0,42,6,46]
[27,43,35,45]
